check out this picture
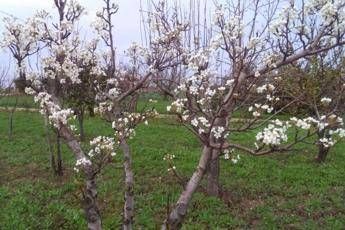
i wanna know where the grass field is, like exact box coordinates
[0,94,292,121]
[0,93,171,114]
[0,111,345,229]
[0,95,37,109]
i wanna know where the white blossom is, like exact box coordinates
[74,157,92,172]
[256,122,288,146]
[211,126,227,139]
[320,97,332,105]
[319,137,334,148]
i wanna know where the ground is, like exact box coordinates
[0,108,345,229]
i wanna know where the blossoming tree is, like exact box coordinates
[2,0,345,228]
[91,0,188,228]
[17,0,187,228]
[276,54,345,162]
[142,0,345,228]
[22,0,109,228]
[1,16,41,92]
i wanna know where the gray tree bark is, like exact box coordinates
[59,126,102,230]
[56,130,63,176]
[77,107,85,141]
[8,96,18,141]
[84,171,102,230]
[316,144,330,163]
[206,149,220,196]
[206,114,228,197]
[43,115,57,174]
[121,140,134,230]
[163,146,212,229]
[315,131,331,163]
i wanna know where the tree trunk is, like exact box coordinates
[84,171,102,230]
[8,96,18,141]
[88,105,95,117]
[205,114,227,197]
[121,140,134,230]
[78,108,85,141]
[15,62,26,93]
[44,116,57,174]
[315,144,330,163]
[56,131,63,176]
[315,131,330,163]
[206,149,220,196]
[163,92,169,101]
[129,94,139,113]
[163,146,212,229]
[59,126,102,230]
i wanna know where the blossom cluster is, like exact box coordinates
[269,5,298,36]
[73,135,117,173]
[111,110,157,141]
[211,126,228,140]
[248,83,279,118]
[223,149,241,164]
[167,70,234,140]
[41,50,83,84]
[126,42,150,65]
[88,136,116,158]
[190,116,211,134]
[290,114,345,148]
[33,92,75,129]
[92,2,118,44]
[256,120,289,147]
[320,97,332,105]
[1,16,41,53]
[74,157,92,173]
[305,0,345,30]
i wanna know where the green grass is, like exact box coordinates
[137,92,172,115]
[0,95,37,109]
[0,93,294,120]
[0,93,171,114]
[0,111,344,229]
